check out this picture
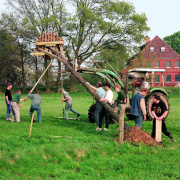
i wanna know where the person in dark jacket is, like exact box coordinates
[114,83,126,114]
[130,87,149,129]
[5,83,12,120]
[151,93,176,142]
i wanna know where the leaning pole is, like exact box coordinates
[37,46,129,130]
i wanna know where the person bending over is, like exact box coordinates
[60,88,80,120]
[151,93,176,142]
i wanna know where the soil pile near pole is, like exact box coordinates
[123,126,159,146]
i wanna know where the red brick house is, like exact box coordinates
[124,36,180,87]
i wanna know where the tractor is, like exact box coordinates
[77,67,169,123]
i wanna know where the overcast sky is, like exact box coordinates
[0,0,179,41]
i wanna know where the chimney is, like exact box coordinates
[146,36,150,43]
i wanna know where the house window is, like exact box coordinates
[161,47,165,52]
[155,61,160,68]
[146,75,151,83]
[146,61,151,68]
[137,61,142,68]
[155,75,160,83]
[166,75,171,82]
[166,61,171,68]
[175,75,180,82]
[175,61,180,68]
[150,47,154,52]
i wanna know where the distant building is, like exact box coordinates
[123,36,180,87]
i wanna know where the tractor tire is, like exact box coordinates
[88,104,96,123]
[146,92,170,120]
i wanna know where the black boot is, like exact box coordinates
[168,134,176,142]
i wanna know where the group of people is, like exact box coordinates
[88,80,176,142]
[130,87,176,142]
[5,80,176,142]
[87,81,126,131]
[5,83,42,123]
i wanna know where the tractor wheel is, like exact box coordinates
[88,104,96,123]
[146,92,170,120]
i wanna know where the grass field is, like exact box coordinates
[0,92,179,180]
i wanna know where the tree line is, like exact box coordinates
[0,0,153,92]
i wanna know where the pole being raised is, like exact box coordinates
[37,46,129,130]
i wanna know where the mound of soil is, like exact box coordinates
[123,126,159,146]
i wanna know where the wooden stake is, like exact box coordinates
[118,104,127,143]
[29,113,34,138]
[155,119,162,142]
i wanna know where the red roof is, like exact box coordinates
[137,36,180,59]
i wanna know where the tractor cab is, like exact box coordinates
[128,68,165,88]
[125,68,169,120]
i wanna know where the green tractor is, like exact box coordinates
[78,67,169,123]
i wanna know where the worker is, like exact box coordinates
[11,89,27,122]
[5,83,12,120]
[27,91,42,123]
[151,93,176,142]
[60,88,80,120]
[140,77,150,89]
[130,87,149,129]
[86,81,105,127]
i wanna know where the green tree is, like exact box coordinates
[0,29,20,84]
[63,0,150,91]
[163,31,180,55]
[97,43,129,73]
[1,0,150,92]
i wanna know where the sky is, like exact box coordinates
[0,0,180,42]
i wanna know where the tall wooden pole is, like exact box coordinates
[20,59,53,109]
[37,46,129,130]
[60,45,65,117]
[31,59,53,92]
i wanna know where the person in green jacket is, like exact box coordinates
[114,84,126,114]
[11,89,27,122]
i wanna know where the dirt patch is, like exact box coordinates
[123,126,159,146]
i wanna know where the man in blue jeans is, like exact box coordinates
[27,91,42,123]
[130,87,149,129]
[60,88,80,120]
[5,83,12,120]
[86,82,105,127]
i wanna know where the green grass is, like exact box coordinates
[0,92,179,180]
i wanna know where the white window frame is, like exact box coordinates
[161,47,165,52]
[166,61,171,68]
[175,61,180,68]
[155,61,160,68]
[150,47,154,52]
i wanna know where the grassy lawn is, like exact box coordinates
[0,92,179,180]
